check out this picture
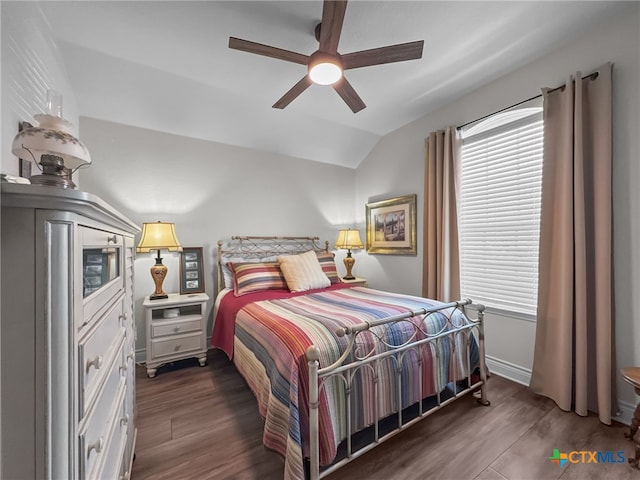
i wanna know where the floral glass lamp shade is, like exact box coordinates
[136,221,182,300]
[335,228,364,280]
[11,90,91,189]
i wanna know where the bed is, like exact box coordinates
[212,236,489,480]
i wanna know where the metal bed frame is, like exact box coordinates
[216,236,490,480]
[306,299,489,479]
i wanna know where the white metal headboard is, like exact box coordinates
[216,236,329,294]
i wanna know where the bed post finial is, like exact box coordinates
[306,345,321,480]
[475,304,490,406]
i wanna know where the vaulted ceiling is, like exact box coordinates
[39,1,625,168]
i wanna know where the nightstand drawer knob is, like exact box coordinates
[88,436,103,456]
[173,326,181,333]
[120,414,130,427]
[86,355,103,372]
[174,344,181,351]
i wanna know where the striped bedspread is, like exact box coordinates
[217,286,479,480]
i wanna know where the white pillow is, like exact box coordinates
[278,250,331,293]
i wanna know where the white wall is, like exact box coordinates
[354,4,640,423]
[78,117,357,359]
[1,2,80,177]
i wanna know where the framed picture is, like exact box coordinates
[19,158,31,179]
[365,194,417,255]
[179,247,205,294]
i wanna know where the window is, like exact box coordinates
[459,106,543,317]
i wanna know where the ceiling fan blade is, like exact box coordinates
[342,40,424,70]
[333,76,366,113]
[319,0,347,54]
[229,37,308,65]
[273,76,313,109]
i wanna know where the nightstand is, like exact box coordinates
[144,292,209,377]
[341,277,368,287]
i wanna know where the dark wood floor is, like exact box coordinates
[132,349,636,480]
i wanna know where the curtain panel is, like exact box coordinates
[530,63,616,424]
[422,127,460,302]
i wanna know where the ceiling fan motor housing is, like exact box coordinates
[308,51,344,85]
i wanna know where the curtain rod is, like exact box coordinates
[456,71,599,131]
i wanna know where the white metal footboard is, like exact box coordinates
[306,298,489,480]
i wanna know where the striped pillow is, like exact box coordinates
[228,261,287,296]
[316,251,341,284]
[278,250,331,293]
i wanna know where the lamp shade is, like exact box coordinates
[136,222,183,253]
[11,114,91,170]
[335,229,364,250]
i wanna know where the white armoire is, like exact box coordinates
[1,183,139,479]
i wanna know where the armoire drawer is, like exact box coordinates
[79,377,126,480]
[81,225,125,327]
[79,296,126,415]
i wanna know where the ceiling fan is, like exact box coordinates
[228,0,424,113]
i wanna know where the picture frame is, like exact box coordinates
[179,247,205,294]
[365,194,417,255]
[19,158,31,179]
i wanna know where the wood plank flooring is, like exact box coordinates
[132,350,636,480]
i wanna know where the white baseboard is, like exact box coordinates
[616,399,634,427]
[485,355,634,427]
[486,355,532,386]
[135,348,146,365]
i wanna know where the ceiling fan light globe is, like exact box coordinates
[309,62,343,85]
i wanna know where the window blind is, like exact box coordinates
[459,109,543,316]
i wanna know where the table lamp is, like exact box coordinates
[335,228,364,280]
[136,221,182,300]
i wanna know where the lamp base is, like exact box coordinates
[29,154,76,189]
[150,255,168,300]
[149,292,169,300]
[343,250,356,280]
[29,173,76,189]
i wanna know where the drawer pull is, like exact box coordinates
[173,326,181,333]
[107,234,118,243]
[120,414,130,427]
[119,363,127,375]
[126,353,134,362]
[87,436,104,456]
[86,355,103,372]
[174,344,181,351]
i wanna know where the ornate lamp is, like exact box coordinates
[136,221,182,300]
[11,90,91,189]
[335,229,364,280]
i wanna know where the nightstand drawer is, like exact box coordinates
[151,317,202,338]
[151,332,203,359]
